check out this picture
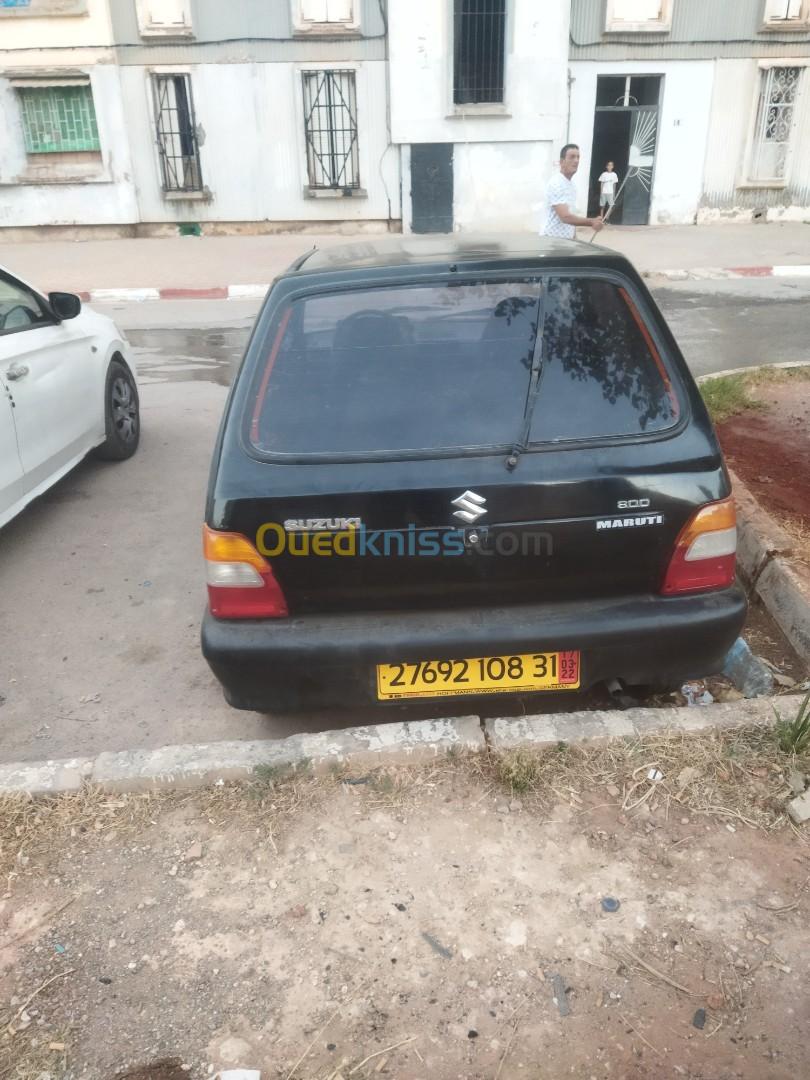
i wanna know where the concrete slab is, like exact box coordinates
[6,699,810,797]
[787,789,810,824]
[0,757,94,796]
[757,558,810,664]
[89,716,485,794]
[483,696,806,752]
[227,284,270,299]
[89,287,160,303]
[732,468,810,664]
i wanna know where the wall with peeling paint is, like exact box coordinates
[0,0,108,47]
[569,59,715,226]
[388,0,569,233]
[0,64,138,228]
[0,0,398,230]
[453,141,555,233]
[0,0,133,227]
[118,59,399,225]
[700,58,810,223]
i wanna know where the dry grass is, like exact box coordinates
[0,787,160,883]
[0,731,807,1079]
[326,755,468,813]
[1,767,324,884]
[0,767,402,890]
[495,747,544,793]
[774,513,810,564]
[480,725,810,832]
[1,726,807,890]
[0,1027,69,1080]
[195,768,326,855]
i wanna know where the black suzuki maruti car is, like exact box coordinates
[202,235,746,711]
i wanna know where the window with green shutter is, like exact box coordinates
[17,84,100,154]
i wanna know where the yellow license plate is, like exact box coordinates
[376,651,580,700]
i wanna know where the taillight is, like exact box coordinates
[203,525,289,619]
[661,498,737,596]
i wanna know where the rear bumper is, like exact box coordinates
[201,586,747,711]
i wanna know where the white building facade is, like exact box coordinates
[0,0,400,235]
[388,0,570,234]
[4,1,809,235]
[110,0,400,233]
[569,0,810,225]
[0,0,138,233]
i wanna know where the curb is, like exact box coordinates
[87,285,271,303]
[64,265,810,303]
[0,716,483,796]
[644,265,810,282]
[694,363,810,663]
[697,359,810,384]
[733,472,810,664]
[3,697,808,798]
[90,287,161,303]
[484,694,806,751]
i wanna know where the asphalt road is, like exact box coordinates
[98,275,810,378]
[1,279,808,764]
[653,277,810,378]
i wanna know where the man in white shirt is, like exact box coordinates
[598,161,620,220]
[542,144,604,240]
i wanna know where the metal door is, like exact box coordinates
[622,108,658,225]
[589,76,661,226]
[411,144,454,234]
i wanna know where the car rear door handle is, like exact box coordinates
[5,363,29,381]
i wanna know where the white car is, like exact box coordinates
[0,265,139,529]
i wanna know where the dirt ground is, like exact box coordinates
[1,729,809,1080]
[718,377,810,539]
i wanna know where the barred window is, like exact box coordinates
[153,73,203,193]
[749,67,801,181]
[17,84,100,154]
[302,70,360,190]
[453,0,506,106]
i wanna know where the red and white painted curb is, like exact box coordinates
[645,264,810,282]
[72,266,810,303]
[82,284,271,303]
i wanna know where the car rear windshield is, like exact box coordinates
[247,276,679,458]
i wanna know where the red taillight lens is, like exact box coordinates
[661,498,737,596]
[203,525,289,619]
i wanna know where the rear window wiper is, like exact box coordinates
[506,292,547,471]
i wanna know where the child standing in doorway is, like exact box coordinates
[598,161,619,220]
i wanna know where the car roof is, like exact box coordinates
[284,234,633,276]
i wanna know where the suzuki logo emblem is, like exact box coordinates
[451,490,487,524]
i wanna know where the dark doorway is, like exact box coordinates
[588,75,662,226]
[588,111,631,221]
[411,143,454,234]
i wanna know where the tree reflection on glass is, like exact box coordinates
[537,278,675,437]
[483,294,541,373]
